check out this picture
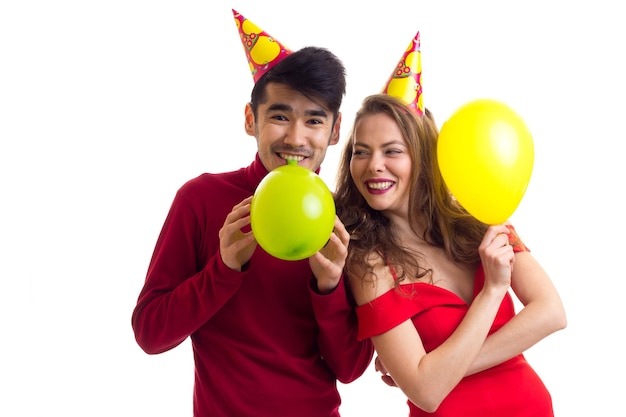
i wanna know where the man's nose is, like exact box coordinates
[284,121,308,147]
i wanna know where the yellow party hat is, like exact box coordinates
[232,9,292,83]
[382,31,423,115]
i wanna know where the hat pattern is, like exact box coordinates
[382,32,423,115]
[232,9,292,83]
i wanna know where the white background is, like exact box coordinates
[1,1,624,416]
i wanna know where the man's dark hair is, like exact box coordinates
[250,46,346,121]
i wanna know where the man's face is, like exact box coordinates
[245,82,341,173]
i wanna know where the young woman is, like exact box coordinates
[334,93,566,416]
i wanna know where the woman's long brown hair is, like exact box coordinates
[334,94,489,285]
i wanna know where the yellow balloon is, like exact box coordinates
[437,99,534,224]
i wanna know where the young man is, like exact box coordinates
[131,11,373,417]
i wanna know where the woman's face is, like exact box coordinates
[350,112,413,217]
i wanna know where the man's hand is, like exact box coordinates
[219,196,257,271]
[309,216,350,293]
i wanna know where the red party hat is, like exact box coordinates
[232,9,292,83]
[382,32,424,115]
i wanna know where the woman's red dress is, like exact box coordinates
[356,227,553,416]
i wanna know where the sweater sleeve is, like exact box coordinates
[131,191,245,354]
[309,275,374,383]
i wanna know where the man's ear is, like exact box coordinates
[244,103,255,136]
[329,112,342,145]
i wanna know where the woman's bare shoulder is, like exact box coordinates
[348,250,396,305]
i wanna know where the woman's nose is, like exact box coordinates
[368,153,385,173]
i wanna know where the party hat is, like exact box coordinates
[382,31,423,115]
[232,9,292,83]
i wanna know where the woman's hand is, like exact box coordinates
[478,224,515,292]
[375,355,398,387]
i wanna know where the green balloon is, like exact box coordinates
[250,163,335,261]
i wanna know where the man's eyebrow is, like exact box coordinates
[267,103,292,112]
[305,109,329,119]
[266,103,329,119]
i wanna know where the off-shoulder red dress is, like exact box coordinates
[356,227,553,417]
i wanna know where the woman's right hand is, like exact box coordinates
[478,224,515,292]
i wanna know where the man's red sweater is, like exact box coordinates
[132,154,373,416]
